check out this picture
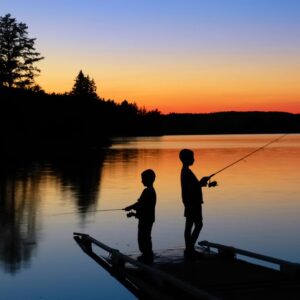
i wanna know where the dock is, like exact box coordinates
[73,233,300,299]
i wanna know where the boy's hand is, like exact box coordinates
[208,181,218,187]
[127,212,136,218]
[199,176,210,186]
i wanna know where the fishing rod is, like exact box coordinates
[208,133,288,181]
[50,208,125,217]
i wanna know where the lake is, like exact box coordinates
[1,134,300,299]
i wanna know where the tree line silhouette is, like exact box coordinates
[0,86,162,151]
[0,13,299,154]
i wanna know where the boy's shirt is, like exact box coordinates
[181,167,203,208]
[136,187,156,223]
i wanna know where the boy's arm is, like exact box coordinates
[125,188,147,211]
[124,201,139,211]
[199,176,218,187]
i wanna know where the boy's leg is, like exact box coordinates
[138,223,144,254]
[138,222,154,263]
[184,217,194,251]
[138,222,153,256]
[144,222,154,257]
[191,218,203,249]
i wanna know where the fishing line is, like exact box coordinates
[50,208,125,217]
[209,133,288,179]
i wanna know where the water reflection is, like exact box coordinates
[52,152,105,215]
[0,158,40,274]
[0,150,106,274]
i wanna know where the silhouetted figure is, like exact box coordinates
[125,169,156,264]
[179,149,214,259]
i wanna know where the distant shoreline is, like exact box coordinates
[161,111,300,135]
[1,89,299,147]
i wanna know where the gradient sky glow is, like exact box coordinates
[1,0,300,113]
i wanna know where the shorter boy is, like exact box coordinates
[125,169,156,263]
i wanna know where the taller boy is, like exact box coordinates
[179,149,211,257]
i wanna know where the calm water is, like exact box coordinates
[1,134,300,299]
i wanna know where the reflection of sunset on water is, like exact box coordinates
[105,134,299,208]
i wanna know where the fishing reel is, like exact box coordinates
[208,179,218,188]
[127,212,136,218]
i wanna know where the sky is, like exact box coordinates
[1,0,300,114]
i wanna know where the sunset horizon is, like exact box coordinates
[1,0,299,114]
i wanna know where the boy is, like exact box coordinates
[179,149,216,258]
[125,169,156,263]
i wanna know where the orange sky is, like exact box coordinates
[3,0,300,114]
[38,53,300,113]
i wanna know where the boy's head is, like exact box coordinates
[179,149,194,166]
[141,169,156,186]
